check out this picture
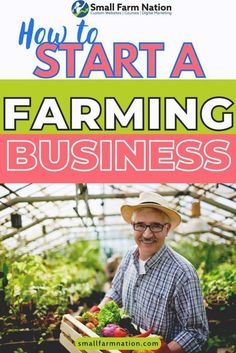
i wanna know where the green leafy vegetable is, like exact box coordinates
[199,263,236,305]
[95,301,121,335]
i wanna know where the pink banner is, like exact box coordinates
[1,134,235,182]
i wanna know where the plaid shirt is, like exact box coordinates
[106,245,208,353]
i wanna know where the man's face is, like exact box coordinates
[132,208,171,260]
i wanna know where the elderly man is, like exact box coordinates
[99,192,208,353]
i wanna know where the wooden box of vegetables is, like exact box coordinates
[59,301,159,353]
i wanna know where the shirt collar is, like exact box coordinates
[132,244,168,271]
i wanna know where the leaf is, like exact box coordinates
[3,263,9,275]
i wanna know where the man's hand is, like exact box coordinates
[167,340,184,353]
[154,340,183,353]
[154,340,171,353]
[97,296,113,309]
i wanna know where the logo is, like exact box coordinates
[71,0,89,18]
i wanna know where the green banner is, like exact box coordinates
[74,336,161,351]
[1,80,235,134]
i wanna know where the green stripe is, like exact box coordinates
[1,80,235,134]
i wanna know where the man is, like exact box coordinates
[99,192,209,353]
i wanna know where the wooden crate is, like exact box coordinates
[59,314,121,353]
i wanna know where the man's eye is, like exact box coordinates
[135,223,146,230]
[152,223,162,228]
[136,224,145,228]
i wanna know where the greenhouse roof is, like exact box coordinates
[0,183,235,254]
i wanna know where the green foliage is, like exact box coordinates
[6,255,46,303]
[199,263,236,305]
[207,334,236,352]
[4,254,68,316]
[45,241,103,271]
[13,348,27,353]
[45,240,106,300]
[171,239,235,273]
[3,240,105,317]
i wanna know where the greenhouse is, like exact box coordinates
[0,183,235,353]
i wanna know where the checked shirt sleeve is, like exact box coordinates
[105,250,133,307]
[173,273,209,353]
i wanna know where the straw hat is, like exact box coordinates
[121,192,181,230]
